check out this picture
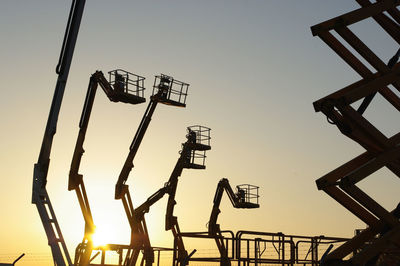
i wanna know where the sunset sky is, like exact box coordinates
[1,1,400,265]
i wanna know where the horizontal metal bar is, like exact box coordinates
[311,0,399,36]
[356,0,400,45]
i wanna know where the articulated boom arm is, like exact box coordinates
[208,178,259,266]
[120,127,211,266]
[115,74,188,200]
[208,178,259,236]
[165,127,211,266]
[114,75,188,266]
[68,70,145,266]
[32,1,86,265]
[114,99,158,200]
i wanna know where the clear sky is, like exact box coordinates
[1,1,400,265]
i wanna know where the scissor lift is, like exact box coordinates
[311,1,400,265]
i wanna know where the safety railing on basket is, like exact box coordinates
[152,74,189,105]
[108,69,145,98]
[236,184,259,205]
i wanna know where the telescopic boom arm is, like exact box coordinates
[121,126,211,266]
[113,75,188,266]
[32,1,85,265]
[165,127,211,266]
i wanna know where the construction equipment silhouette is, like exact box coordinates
[208,179,259,266]
[69,70,146,265]
[0,254,25,266]
[31,1,400,265]
[32,1,85,265]
[311,0,400,264]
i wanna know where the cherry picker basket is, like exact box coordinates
[108,69,145,99]
[152,74,188,107]
[185,125,211,169]
[236,183,259,207]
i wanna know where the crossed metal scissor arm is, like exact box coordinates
[312,0,400,264]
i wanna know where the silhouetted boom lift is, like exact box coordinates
[32,1,85,265]
[208,178,259,266]
[311,0,400,265]
[123,126,211,266]
[166,126,211,266]
[0,254,25,266]
[68,69,145,266]
[114,74,189,266]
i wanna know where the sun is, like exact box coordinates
[91,223,115,247]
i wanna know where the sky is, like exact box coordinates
[1,1,400,265]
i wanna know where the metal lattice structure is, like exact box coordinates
[311,0,400,264]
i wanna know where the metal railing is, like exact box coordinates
[108,69,145,98]
[236,184,259,205]
[152,74,189,105]
[186,125,211,166]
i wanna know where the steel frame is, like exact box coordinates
[311,0,400,264]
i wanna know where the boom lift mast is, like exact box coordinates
[32,1,86,265]
[114,75,189,266]
[68,70,145,265]
[165,126,211,266]
[126,126,211,266]
[208,178,259,266]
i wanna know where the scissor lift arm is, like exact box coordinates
[311,1,400,264]
[32,1,85,265]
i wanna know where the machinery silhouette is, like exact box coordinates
[207,178,259,266]
[114,73,188,266]
[32,1,85,265]
[0,254,25,266]
[69,69,146,265]
[311,0,400,264]
[31,0,400,265]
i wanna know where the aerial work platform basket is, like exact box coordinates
[152,74,189,107]
[183,125,211,169]
[107,69,146,104]
[236,183,259,207]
